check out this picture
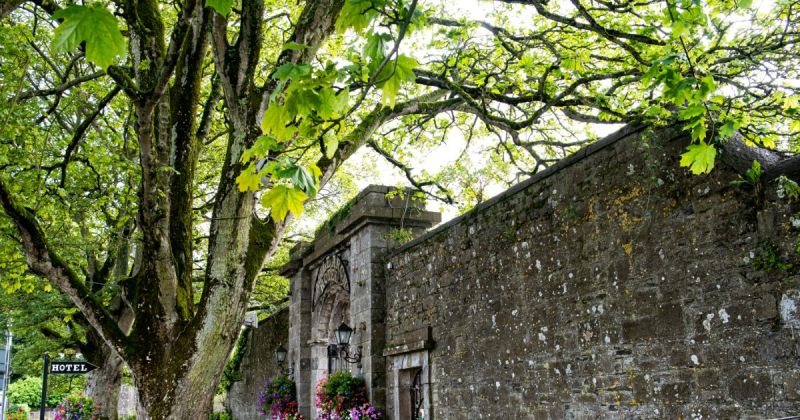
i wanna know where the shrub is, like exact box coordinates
[7,375,70,408]
[6,404,29,420]
[209,411,232,420]
[7,376,40,407]
[258,374,301,419]
[315,371,381,420]
[53,394,100,420]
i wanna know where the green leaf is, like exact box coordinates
[784,95,800,111]
[678,104,706,120]
[744,160,762,185]
[235,165,262,192]
[324,135,338,159]
[377,55,418,107]
[308,163,322,179]
[363,32,388,66]
[670,20,687,38]
[719,118,739,138]
[275,163,318,197]
[51,4,127,69]
[698,75,716,98]
[241,135,283,163]
[680,142,717,175]
[261,185,308,222]
[282,42,309,51]
[336,0,377,33]
[206,0,234,16]
[777,176,800,201]
[272,63,312,82]
[261,104,294,141]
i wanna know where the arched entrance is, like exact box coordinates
[309,253,350,416]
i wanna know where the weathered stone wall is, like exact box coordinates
[227,308,289,420]
[384,126,800,418]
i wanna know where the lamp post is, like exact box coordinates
[334,323,362,369]
[0,330,11,420]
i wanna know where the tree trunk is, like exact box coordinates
[86,347,125,420]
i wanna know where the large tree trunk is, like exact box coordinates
[86,347,125,420]
[0,0,344,418]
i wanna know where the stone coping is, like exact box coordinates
[281,186,441,276]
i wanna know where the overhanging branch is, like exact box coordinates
[0,178,130,355]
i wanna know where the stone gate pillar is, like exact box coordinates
[284,186,440,419]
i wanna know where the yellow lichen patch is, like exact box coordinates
[586,197,598,221]
[610,186,645,232]
[612,185,644,207]
[618,209,643,232]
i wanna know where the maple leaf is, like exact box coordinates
[205,0,233,16]
[261,185,308,222]
[52,4,127,69]
[235,167,262,192]
[680,142,716,175]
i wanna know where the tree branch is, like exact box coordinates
[0,178,129,355]
[60,86,122,187]
[15,71,105,101]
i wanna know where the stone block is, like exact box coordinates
[728,370,773,402]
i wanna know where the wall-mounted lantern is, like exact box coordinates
[274,344,287,366]
[335,323,362,368]
[274,344,293,378]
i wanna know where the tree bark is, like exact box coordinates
[85,346,125,420]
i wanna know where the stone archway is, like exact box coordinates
[309,253,350,417]
[311,253,350,341]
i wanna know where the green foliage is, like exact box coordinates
[679,142,716,175]
[336,0,381,33]
[2,0,800,415]
[261,185,309,222]
[777,176,800,201]
[51,4,127,69]
[317,197,356,236]
[209,411,232,420]
[376,55,419,108]
[275,163,321,198]
[205,0,234,16]
[752,242,793,272]
[6,405,29,420]
[733,160,762,186]
[7,375,79,408]
[218,330,249,393]
[384,227,414,246]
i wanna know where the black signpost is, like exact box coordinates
[39,354,98,420]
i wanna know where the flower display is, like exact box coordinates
[258,374,302,419]
[315,371,381,420]
[53,394,100,420]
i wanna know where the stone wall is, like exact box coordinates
[384,125,800,418]
[227,308,289,420]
